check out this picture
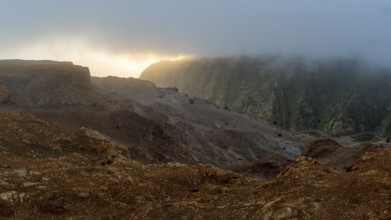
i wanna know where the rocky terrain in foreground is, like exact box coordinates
[0,113,391,219]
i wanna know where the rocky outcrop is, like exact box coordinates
[303,139,342,159]
[302,138,379,170]
[0,60,101,106]
[140,56,391,136]
[92,76,162,100]
[0,113,129,162]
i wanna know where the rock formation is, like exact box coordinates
[0,60,101,106]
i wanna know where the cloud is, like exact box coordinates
[1,0,391,76]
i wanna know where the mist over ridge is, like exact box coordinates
[1,0,391,76]
[141,55,391,136]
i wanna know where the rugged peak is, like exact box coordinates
[73,127,129,164]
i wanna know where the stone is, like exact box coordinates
[0,191,25,203]
[14,169,27,177]
[272,206,298,219]
[22,182,39,187]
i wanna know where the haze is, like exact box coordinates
[1,0,390,77]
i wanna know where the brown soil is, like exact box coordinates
[1,113,391,219]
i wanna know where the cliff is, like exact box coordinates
[140,56,391,136]
[0,60,100,106]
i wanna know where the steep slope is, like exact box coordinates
[87,76,302,169]
[1,113,391,219]
[121,88,302,166]
[22,88,301,170]
[0,60,101,106]
[140,56,391,136]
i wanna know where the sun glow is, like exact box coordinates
[89,53,191,78]
[0,38,192,78]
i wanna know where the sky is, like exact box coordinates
[0,0,390,77]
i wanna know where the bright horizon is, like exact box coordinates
[0,37,191,78]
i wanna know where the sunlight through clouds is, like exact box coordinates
[0,38,191,77]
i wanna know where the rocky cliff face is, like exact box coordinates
[140,56,391,136]
[0,60,100,106]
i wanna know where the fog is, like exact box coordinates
[0,0,390,77]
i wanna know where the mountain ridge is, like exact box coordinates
[141,56,391,136]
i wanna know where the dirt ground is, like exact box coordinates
[0,113,391,219]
